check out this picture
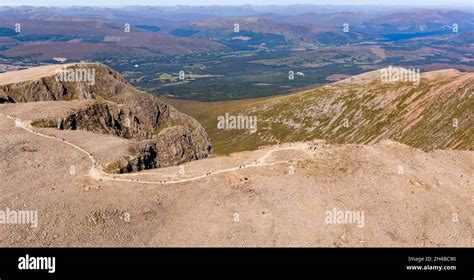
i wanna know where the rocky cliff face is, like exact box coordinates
[56,101,148,139]
[0,89,14,103]
[111,126,211,173]
[1,63,213,173]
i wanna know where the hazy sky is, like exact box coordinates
[1,0,473,7]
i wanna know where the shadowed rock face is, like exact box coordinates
[116,126,212,173]
[0,63,213,173]
[57,101,148,139]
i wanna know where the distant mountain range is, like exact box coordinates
[0,6,472,61]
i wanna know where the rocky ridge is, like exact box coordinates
[0,63,213,173]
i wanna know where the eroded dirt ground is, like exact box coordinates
[0,107,472,247]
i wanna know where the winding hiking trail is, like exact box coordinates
[0,113,305,185]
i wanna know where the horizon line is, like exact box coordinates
[1,4,473,8]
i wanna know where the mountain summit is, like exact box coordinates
[0,63,213,173]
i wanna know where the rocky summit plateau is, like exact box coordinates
[0,63,213,173]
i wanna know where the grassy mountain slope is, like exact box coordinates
[167,68,473,154]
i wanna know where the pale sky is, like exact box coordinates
[1,0,473,7]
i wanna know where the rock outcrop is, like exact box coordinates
[0,89,14,103]
[112,126,211,173]
[0,63,213,173]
